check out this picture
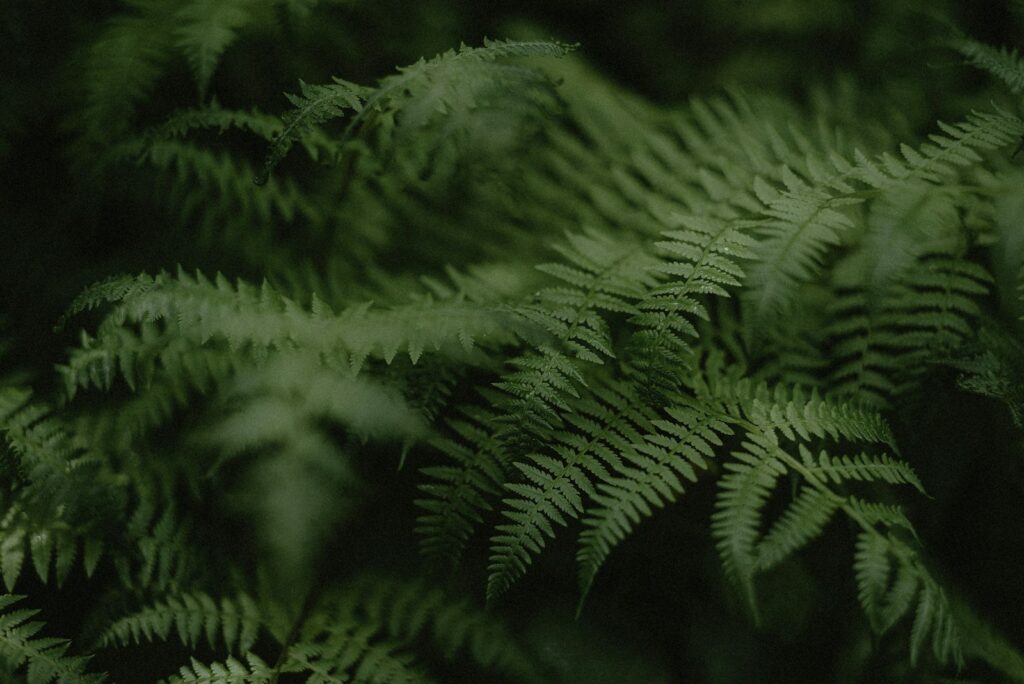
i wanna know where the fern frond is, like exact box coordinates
[576,394,732,601]
[202,354,426,455]
[277,574,537,682]
[628,211,757,396]
[487,378,657,602]
[135,139,321,245]
[147,103,288,142]
[281,632,424,684]
[744,108,1024,324]
[710,433,786,620]
[66,270,523,375]
[493,347,584,440]
[798,445,926,493]
[174,0,254,100]
[743,181,855,326]
[940,323,1024,430]
[162,653,270,684]
[200,356,424,589]
[257,77,368,185]
[0,387,79,477]
[101,592,261,653]
[819,180,985,408]
[909,576,963,668]
[853,531,897,632]
[710,430,973,673]
[59,325,236,400]
[846,497,916,535]
[75,0,176,146]
[828,255,991,406]
[416,407,512,568]
[494,231,656,441]
[701,365,936,641]
[259,38,574,183]
[334,574,539,680]
[61,331,240,457]
[754,486,838,571]
[0,390,118,590]
[360,37,571,140]
[699,370,897,447]
[854,539,968,672]
[530,230,657,363]
[0,594,105,684]
[761,466,968,669]
[114,499,196,594]
[133,102,341,179]
[59,274,160,327]
[949,36,1024,94]
[0,510,91,591]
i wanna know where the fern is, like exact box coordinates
[711,433,787,621]
[134,575,539,683]
[331,574,539,680]
[199,355,425,588]
[949,36,1024,94]
[698,366,930,633]
[494,230,656,439]
[700,382,986,673]
[64,269,525,375]
[575,394,733,602]
[627,211,758,396]
[162,653,270,684]
[101,591,261,652]
[174,0,254,100]
[743,108,1024,325]
[0,511,93,591]
[415,406,512,568]
[941,324,1024,430]
[0,594,105,684]
[74,0,178,147]
[754,486,838,571]
[0,389,118,590]
[487,377,658,601]
[823,180,993,405]
[696,365,898,447]
[257,78,368,185]
[258,38,574,183]
[798,445,925,492]
[852,533,965,668]
[113,500,195,594]
[9,6,1024,683]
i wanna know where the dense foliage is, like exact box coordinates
[2,1,1024,681]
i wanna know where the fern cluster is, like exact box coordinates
[2,0,1024,681]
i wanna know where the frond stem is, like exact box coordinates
[268,589,319,684]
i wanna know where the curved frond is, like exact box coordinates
[259,38,574,182]
[487,378,657,601]
[100,592,261,653]
[949,36,1024,94]
[576,395,732,601]
[710,433,786,620]
[755,486,838,571]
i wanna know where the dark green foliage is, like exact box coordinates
[0,595,105,684]
[2,1,1024,682]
